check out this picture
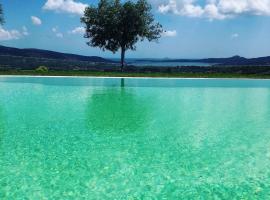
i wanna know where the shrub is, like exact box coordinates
[35,66,48,73]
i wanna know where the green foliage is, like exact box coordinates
[1,70,270,79]
[81,0,163,69]
[35,66,48,73]
[0,3,4,25]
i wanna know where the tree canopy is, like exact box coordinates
[81,0,163,70]
[0,3,4,25]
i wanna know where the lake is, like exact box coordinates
[111,58,214,67]
[0,76,270,199]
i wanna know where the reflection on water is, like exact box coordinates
[121,78,125,88]
[86,87,150,134]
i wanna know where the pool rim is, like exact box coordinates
[0,75,270,81]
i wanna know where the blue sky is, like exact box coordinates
[1,0,270,58]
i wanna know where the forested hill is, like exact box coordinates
[1,45,270,72]
[0,45,112,63]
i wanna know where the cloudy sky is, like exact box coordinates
[1,0,270,58]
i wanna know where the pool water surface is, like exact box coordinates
[0,77,270,199]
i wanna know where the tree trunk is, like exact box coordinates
[120,47,125,72]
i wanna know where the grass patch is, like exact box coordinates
[0,70,270,79]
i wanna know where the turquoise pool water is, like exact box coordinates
[1,76,270,199]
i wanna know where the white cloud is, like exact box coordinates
[56,33,64,38]
[52,27,58,32]
[69,26,85,34]
[22,26,29,36]
[157,0,270,20]
[51,27,63,38]
[204,3,227,20]
[182,3,204,17]
[231,33,239,38]
[43,0,88,15]
[163,30,177,37]
[158,0,208,18]
[31,16,42,25]
[0,27,25,41]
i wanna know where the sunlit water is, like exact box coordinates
[1,77,270,199]
[110,58,214,67]
[127,61,213,67]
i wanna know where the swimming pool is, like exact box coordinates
[0,76,270,199]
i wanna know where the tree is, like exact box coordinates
[81,0,162,71]
[0,3,4,25]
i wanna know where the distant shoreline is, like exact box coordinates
[2,45,270,68]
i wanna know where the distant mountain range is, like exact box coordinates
[0,45,118,70]
[138,55,270,66]
[0,45,112,63]
[1,45,270,69]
